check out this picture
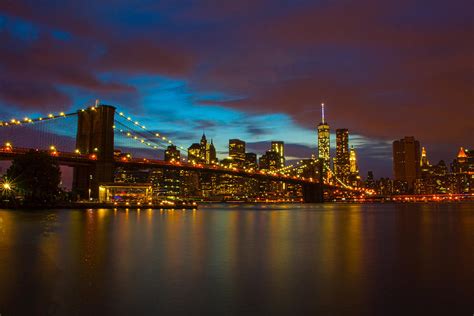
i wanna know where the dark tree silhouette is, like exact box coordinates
[6,150,62,206]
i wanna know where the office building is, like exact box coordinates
[271,141,285,169]
[317,103,330,179]
[335,129,350,183]
[229,139,246,166]
[392,136,421,190]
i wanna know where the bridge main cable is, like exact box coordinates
[0,110,78,127]
[115,110,189,153]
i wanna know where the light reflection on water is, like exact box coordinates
[0,203,473,315]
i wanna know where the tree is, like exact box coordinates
[6,150,62,206]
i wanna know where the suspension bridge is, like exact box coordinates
[0,104,362,202]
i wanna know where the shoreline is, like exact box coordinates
[1,200,473,210]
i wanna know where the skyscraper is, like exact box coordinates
[393,136,421,190]
[229,139,246,166]
[271,141,285,168]
[200,133,211,164]
[317,103,330,178]
[420,146,431,176]
[420,147,430,167]
[350,146,359,173]
[209,139,217,164]
[335,129,350,183]
[349,146,361,186]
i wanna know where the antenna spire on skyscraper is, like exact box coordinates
[321,102,325,124]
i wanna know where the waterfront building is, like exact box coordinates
[163,145,182,199]
[392,136,421,191]
[180,170,201,198]
[162,169,181,199]
[98,183,153,203]
[201,173,218,199]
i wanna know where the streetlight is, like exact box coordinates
[1,179,13,197]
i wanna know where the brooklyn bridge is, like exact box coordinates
[0,104,362,203]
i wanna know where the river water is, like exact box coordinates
[0,203,473,315]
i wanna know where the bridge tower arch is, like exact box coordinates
[72,105,115,198]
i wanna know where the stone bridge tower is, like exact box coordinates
[72,105,115,198]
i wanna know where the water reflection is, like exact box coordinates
[0,203,473,315]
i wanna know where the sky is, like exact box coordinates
[0,0,472,178]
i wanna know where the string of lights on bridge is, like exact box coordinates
[116,111,187,152]
[0,111,75,127]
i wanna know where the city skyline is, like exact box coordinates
[0,1,472,178]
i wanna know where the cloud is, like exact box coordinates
[0,80,71,109]
[0,5,195,111]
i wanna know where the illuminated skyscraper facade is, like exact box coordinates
[317,103,330,178]
[271,141,285,168]
[200,133,211,164]
[348,146,361,187]
[350,146,359,173]
[229,139,246,167]
[335,129,350,183]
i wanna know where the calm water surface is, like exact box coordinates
[0,203,473,315]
